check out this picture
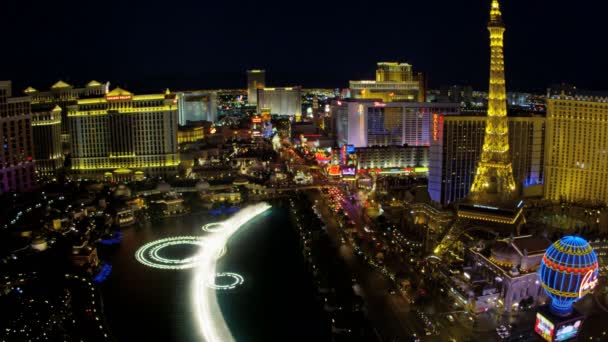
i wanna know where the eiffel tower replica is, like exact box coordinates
[435,0,524,257]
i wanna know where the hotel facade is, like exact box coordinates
[350,62,425,102]
[25,80,107,154]
[545,95,608,204]
[0,81,35,193]
[333,99,460,148]
[68,88,179,180]
[32,105,63,176]
[429,115,545,205]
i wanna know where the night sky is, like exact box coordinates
[1,0,606,92]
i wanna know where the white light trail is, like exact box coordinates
[207,272,244,290]
[135,236,226,270]
[192,203,271,342]
[202,222,226,233]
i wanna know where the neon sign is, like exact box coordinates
[433,114,438,141]
[342,167,356,176]
[578,269,599,298]
[433,114,443,142]
[106,95,132,101]
[357,104,364,116]
[328,165,341,176]
[252,117,262,123]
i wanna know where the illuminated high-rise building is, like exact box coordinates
[350,62,425,102]
[25,80,107,154]
[68,87,179,180]
[246,70,265,105]
[177,91,217,125]
[375,62,414,82]
[429,115,545,205]
[0,81,35,193]
[545,95,608,203]
[257,87,302,118]
[32,105,63,176]
[332,99,459,148]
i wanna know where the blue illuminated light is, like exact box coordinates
[538,236,599,316]
[473,204,499,210]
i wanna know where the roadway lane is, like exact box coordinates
[310,189,421,341]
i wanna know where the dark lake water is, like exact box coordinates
[98,206,329,342]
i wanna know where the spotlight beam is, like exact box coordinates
[192,203,271,342]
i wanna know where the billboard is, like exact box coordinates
[554,320,582,342]
[328,165,341,176]
[535,313,555,342]
[342,167,356,176]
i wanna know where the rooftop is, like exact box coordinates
[511,235,552,256]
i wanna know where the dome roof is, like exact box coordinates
[156,182,171,193]
[233,178,249,186]
[539,236,599,315]
[195,180,210,191]
[31,237,46,244]
[490,241,518,267]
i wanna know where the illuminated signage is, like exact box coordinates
[414,167,429,173]
[373,101,386,107]
[328,165,341,176]
[579,270,599,298]
[342,167,356,176]
[252,117,262,123]
[433,114,438,141]
[555,320,582,342]
[473,204,499,210]
[433,114,443,142]
[106,95,132,101]
[534,313,555,342]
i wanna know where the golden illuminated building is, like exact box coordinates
[247,70,265,105]
[350,62,425,102]
[178,125,205,143]
[468,0,517,205]
[32,105,63,176]
[545,95,608,203]
[68,87,179,179]
[26,80,107,154]
[256,87,302,118]
[376,62,414,82]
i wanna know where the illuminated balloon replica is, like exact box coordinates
[534,236,599,342]
[538,236,599,316]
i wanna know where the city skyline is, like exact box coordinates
[1,0,608,341]
[2,0,608,92]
